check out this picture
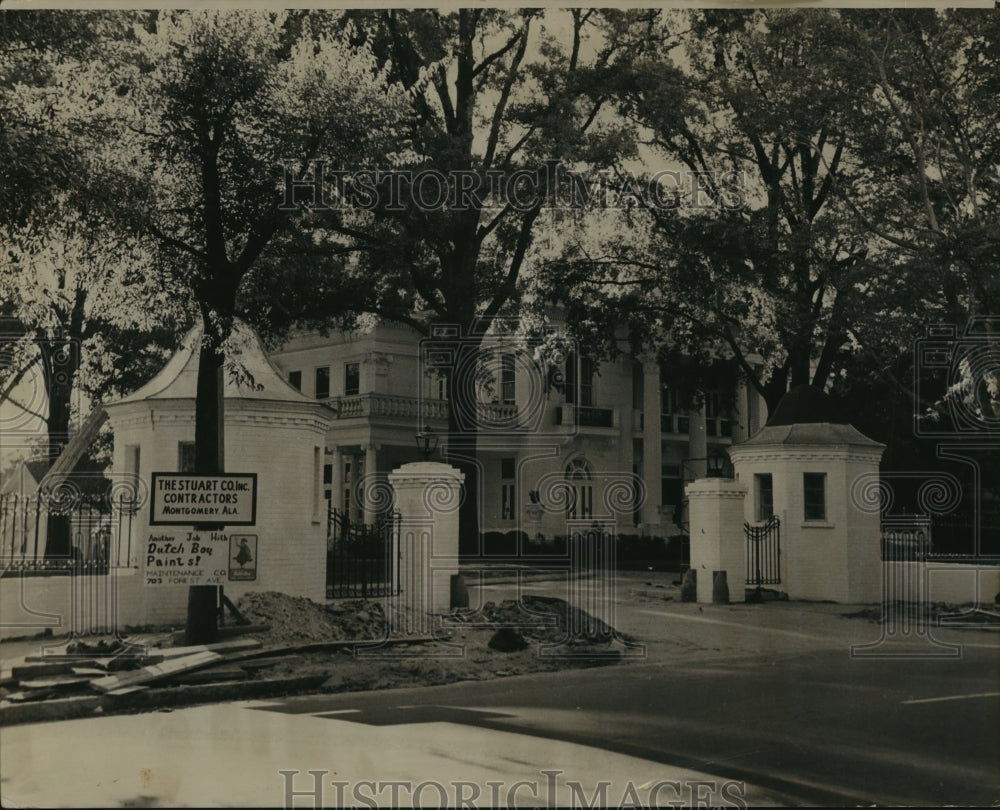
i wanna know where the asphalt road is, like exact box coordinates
[243,638,998,806]
[2,575,998,807]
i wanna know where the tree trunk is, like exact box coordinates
[42,336,79,559]
[761,367,789,419]
[185,323,225,644]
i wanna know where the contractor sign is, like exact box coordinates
[149,473,258,526]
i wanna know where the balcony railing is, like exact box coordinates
[326,394,521,427]
[477,402,520,425]
[556,405,617,429]
[327,394,448,421]
[660,413,690,434]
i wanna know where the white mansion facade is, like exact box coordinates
[269,318,768,540]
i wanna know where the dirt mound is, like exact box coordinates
[235,592,388,645]
[448,597,627,644]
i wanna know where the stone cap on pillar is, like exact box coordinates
[388,461,466,486]
[685,478,749,499]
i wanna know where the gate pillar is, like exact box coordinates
[685,478,748,604]
[388,461,465,616]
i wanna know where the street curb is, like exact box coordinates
[0,675,328,727]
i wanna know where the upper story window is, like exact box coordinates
[288,370,302,391]
[344,362,360,396]
[315,366,330,399]
[565,352,596,407]
[705,392,732,437]
[660,385,689,434]
[579,356,595,407]
[500,353,516,404]
[804,472,826,521]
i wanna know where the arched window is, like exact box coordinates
[564,457,593,519]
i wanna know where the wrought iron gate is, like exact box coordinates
[745,515,781,586]
[326,507,399,599]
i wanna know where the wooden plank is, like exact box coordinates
[168,666,249,685]
[20,676,93,690]
[6,689,59,703]
[156,639,261,659]
[218,643,303,664]
[89,651,221,693]
[238,655,301,670]
[94,655,165,671]
[36,408,108,488]
[105,685,149,697]
[23,656,104,666]
[11,662,76,679]
[70,667,108,677]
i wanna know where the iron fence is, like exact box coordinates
[0,491,138,575]
[326,506,400,598]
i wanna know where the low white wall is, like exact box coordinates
[880,562,1000,606]
[1,570,189,640]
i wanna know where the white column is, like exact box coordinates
[642,362,662,526]
[363,444,378,524]
[388,461,465,615]
[329,446,343,513]
[685,477,749,604]
[688,404,708,479]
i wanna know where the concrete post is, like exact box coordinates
[685,478,749,604]
[363,444,378,524]
[388,461,465,615]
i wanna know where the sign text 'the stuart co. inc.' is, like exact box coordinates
[149,473,257,526]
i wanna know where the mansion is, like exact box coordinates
[269,319,768,540]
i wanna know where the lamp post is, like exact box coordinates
[707,447,730,478]
[415,428,438,461]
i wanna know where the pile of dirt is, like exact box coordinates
[234,592,388,645]
[0,592,636,723]
[445,596,629,645]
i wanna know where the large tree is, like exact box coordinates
[839,9,1000,427]
[1,12,187,556]
[541,9,922,416]
[81,9,411,638]
[280,9,656,550]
